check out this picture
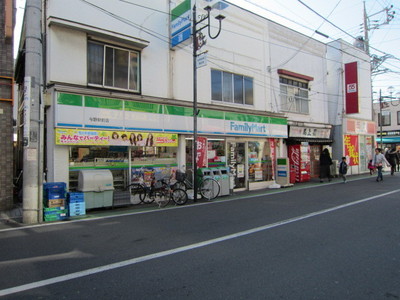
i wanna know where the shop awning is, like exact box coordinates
[286,137,333,144]
[380,136,400,143]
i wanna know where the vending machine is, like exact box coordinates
[288,144,311,182]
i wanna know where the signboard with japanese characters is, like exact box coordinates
[55,128,178,147]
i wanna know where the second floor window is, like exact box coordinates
[88,41,140,92]
[280,77,309,114]
[211,69,253,105]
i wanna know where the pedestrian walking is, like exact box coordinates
[373,148,390,182]
[319,148,333,183]
[385,148,398,175]
[397,150,400,172]
[338,156,348,183]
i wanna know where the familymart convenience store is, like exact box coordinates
[47,92,287,192]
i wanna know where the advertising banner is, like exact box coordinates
[196,137,208,168]
[55,128,178,147]
[344,134,359,166]
[345,62,359,114]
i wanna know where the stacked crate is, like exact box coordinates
[43,182,68,222]
[68,192,86,217]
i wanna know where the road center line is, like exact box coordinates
[1,189,399,297]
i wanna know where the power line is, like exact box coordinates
[77,0,380,104]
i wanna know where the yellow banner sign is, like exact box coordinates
[55,129,178,147]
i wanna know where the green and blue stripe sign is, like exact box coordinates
[55,92,288,138]
[170,0,192,47]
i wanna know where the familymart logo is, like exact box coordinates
[229,121,267,134]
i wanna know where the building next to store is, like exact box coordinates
[373,94,400,150]
[0,0,15,211]
[14,0,375,223]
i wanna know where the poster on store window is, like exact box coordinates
[196,137,208,168]
[55,128,178,147]
[344,135,359,166]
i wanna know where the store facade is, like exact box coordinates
[285,123,333,182]
[47,91,288,193]
[341,118,376,174]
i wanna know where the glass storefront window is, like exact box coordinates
[69,145,178,190]
[208,140,226,168]
[228,142,246,189]
[248,141,272,182]
[70,146,128,165]
[185,138,227,169]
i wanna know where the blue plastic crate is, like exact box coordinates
[69,209,86,217]
[43,182,67,190]
[68,192,84,200]
[69,202,85,211]
[68,192,84,203]
[45,191,66,200]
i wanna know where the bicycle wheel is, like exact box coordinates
[172,181,187,191]
[155,190,170,208]
[142,187,155,204]
[171,188,188,205]
[200,178,220,201]
[128,184,146,204]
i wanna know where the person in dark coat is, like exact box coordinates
[319,148,333,183]
[386,148,398,175]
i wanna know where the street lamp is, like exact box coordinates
[192,4,225,201]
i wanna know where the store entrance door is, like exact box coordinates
[227,141,246,191]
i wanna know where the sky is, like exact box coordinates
[227,0,400,100]
[14,0,400,100]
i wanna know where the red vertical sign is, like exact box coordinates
[345,62,359,114]
[196,137,207,168]
[344,135,359,166]
[268,138,276,179]
[288,145,300,182]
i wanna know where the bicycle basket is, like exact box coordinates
[176,170,186,181]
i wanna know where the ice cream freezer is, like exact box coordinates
[77,169,114,209]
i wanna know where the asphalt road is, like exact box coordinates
[1,174,400,299]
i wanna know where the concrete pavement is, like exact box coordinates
[0,171,387,230]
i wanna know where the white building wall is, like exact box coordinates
[47,26,87,85]
[46,0,172,99]
[268,22,328,124]
[172,4,271,111]
[326,40,373,123]
[45,103,70,185]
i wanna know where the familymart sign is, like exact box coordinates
[55,93,288,138]
[171,0,192,47]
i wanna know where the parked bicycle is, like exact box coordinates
[128,171,188,207]
[172,169,220,200]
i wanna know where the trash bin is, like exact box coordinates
[197,167,219,197]
[197,168,212,182]
[211,168,222,197]
[77,169,114,209]
[217,167,230,196]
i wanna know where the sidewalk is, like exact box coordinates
[0,173,376,230]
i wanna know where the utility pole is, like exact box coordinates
[379,89,383,149]
[22,0,43,224]
[192,4,225,201]
[363,1,396,64]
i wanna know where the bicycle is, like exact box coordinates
[128,171,188,207]
[172,169,220,201]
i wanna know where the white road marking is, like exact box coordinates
[0,249,93,266]
[0,189,399,297]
